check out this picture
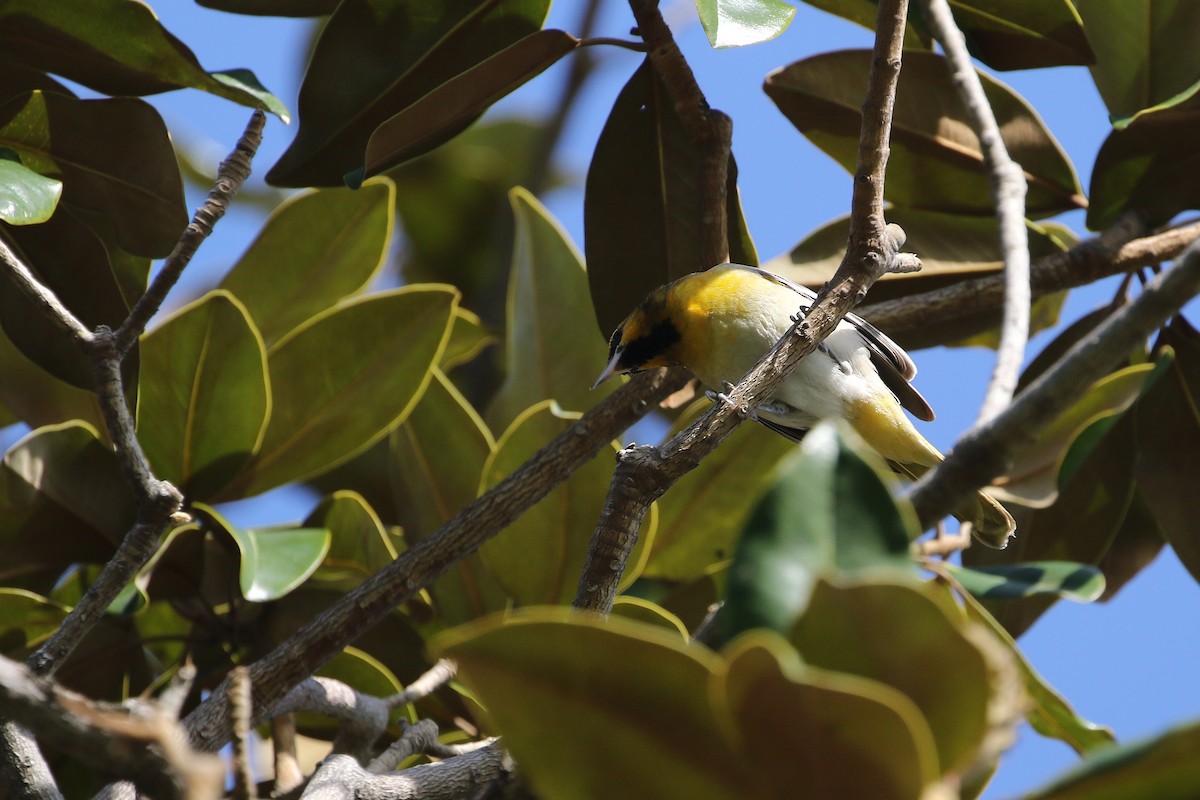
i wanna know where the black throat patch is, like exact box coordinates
[620,317,682,371]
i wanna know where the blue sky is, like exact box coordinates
[139,2,1200,797]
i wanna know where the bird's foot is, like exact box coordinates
[706,382,754,420]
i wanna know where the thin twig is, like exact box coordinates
[229,668,256,800]
[907,239,1200,528]
[113,110,265,357]
[921,0,1030,424]
[385,659,458,709]
[272,714,305,795]
[579,36,649,52]
[574,0,914,614]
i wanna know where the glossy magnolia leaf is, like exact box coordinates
[765,50,1084,217]
[137,291,269,499]
[1073,0,1200,118]
[1135,317,1200,584]
[945,562,1104,602]
[991,362,1159,507]
[0,208,148,390]
[0,91,185,258]
[718,632,938,798]
[0,0,288,118]
[223,286,457,499]
[953,580,1116,755]
[435,609,744,800]
[440,307,495,371]
[1023,720,1200,800]
[965,413,1137,639]
[487,189,614,430]
[304,490,399,589]
[361,30,579,180]
[644,405,793,580]
[3,422,136,546]
[268,0,549,186]
[196,0,340,15]
[610,597,689,639]
[0,326,104,432]
[390,369,505,624]
[767,209,1073,351]
[0,149,60,224]
[696,0,796,49]
[799,0,930,48]
[791,579,998,774]
[219,179,395,346]
[916,0,1092,71]
[195,503,330,602]
[724,422,916,639]
[1088,84,1200,230]
[480,402,656,606]
[585,60,757,336]
[0,588,68,655]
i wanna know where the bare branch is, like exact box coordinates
[384,660,458,710]
[575,0,914,614]
[920,0,1030,424]
[113,110,265,356]
[907,239,1200,528]
[0,723,63,800]
[273,678,390,763]
[0,238,93,345]
[229,668,256,800]
[304,746,510,800]
[272,714,306,796]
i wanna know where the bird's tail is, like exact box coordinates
[891,459,1016,549]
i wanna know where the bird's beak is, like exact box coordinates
[592,350,623,390]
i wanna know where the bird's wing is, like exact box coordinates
[736,265,936,422]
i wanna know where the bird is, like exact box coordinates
[592,263,1015,547]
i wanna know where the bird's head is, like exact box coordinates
[592,286,684,389]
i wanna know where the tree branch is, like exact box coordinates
[907,239,1200,527]
[920,0,1029,424]
[302,745,509,800]
[574,0,915,613]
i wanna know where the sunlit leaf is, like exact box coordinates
[0,149,60,225]
[696,0,796,49]
[0,588,68,655]
[305,490,399,588]
[945,562,1105,602]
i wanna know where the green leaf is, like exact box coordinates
[952,579,1116,755]
[644,406,793,580]
[1022,720,1200,800]
[696,0,796,49]
[434,608,744,800]
[0,588,68,655]
[765,50,1084,217]
[219,178,395,346]
[223,286,457,499]
[1096,489,1166,601]
[305,490,399,589]
[0,327,104,432]
[799,1,930,48]
[196,0,339,15]
[137,291,269,499]
[1017,304,1120,393]
[0,91,186,258]
[1073,0,1200,118]
[724,421,916,639]
[585,60,757,336]
[480,401,656,606]
[791,579,997,774]
[917,0,1093,71]
[767,209,1074,351]
[361,30,579,179]
[0,0,289,119]
[1134,317,1200,585]
[0,149,60,224]
[195,503,330,602]
[0,207,148,390]
[440,307,495,371]
[1088,83,1200,230]
[267,0,550,186]
[718,632,939,797]
[3,421,136,545]
[945,562,1104,602]
[487,188,614,430]
[610,597,689,639]
[390,369,505,624]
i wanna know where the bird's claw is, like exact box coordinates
[705,382,754,420]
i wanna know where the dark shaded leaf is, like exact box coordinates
[946,562,1105,602]
[219,178,395,346]
[221,286,457,499]
[0,327,104,432]
[1096,489,1165,601]
[585,60,757,336]
[487,188,614,430]
[0,0,288,118]
[696,0,796,49]
[1074,0,1200,118]
[0,149,60,224]
[361,30,579,179]
[765,50,1084,217]
[925,0,1092,71]
[1088,84,1200,230]
[306,491,399,590]
[137,291,269,499]
[196,0,340,15]
[268,0,550,186]
[0,588,68,656]
[724,422,916,639]
[435,609,745,800]
[800,0,930,48]
[1023,720,1200,800]
[1017,304,1120,393]
[440,307,495,371]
